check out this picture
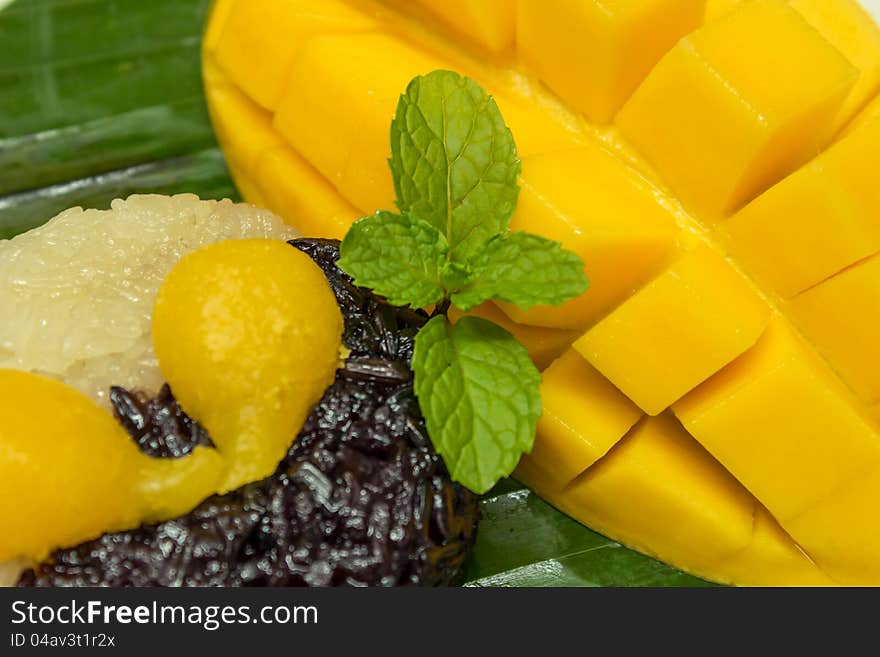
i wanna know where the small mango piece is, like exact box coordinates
[214,0,376,110]
[517,0,706,123]
[703,0,880,138]
[254,144,361,240]
[491,94,583,157]
[559,414,757,576]
[789,0,880,137]
[786,469,880,585]
[412,0,515,53]
[575,245,769,415]
[518,409,830,586]
[202,57,285,208]
[715,507,833,587]
[724,113,880,297]
[674,319,880,521]
[202,0,234,53]
[0,371,225,561]
[0,371,143,561]
[274,33,446,213]
[616,0,857,218]
[527,349,643,485]
[152,239,343,493]
[787,253,880,405]
[499,146,680,331]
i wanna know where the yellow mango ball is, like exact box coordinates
[0,370,144,562]
[152,238,343,492]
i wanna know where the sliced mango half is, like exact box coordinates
[203,0,880,585]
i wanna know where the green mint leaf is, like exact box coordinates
[451,231,589,311]
[412,315,541,494]
[337,211,448,308]
[390,70,520,262]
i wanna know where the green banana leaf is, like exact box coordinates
[0,0,707,587]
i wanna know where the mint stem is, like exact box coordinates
[432,298,451,317]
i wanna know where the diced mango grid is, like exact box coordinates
[204,0,880,585]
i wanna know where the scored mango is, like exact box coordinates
[204,0,880,584]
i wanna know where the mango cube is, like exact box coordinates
[529,349,643,484]
[790,0,880,136]
[448,302,579,371]
[715,507,832,586]
[254,144,361,240]
[499,146,680,331]
[562,414,757,574]
[517,0,705,124]
[575,245,769,415]
[202,0,234,53]
[674,319,880,521]
[274,33,446,213]
[787,253,880,404]
[785,469,880,585]
[616,0,857,219]
[215,0,376,110]
[492,94,583,157]
[703,0,880,137]
[202,58,283,208]
[724,113,880,297]
[203,59,282,173]
[413,0,515,53]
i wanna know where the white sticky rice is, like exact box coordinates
[0,194,298,409]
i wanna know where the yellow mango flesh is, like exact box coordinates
[724,114,880,297]
[789,0,880,136]
[575,245,769,415]
[273,32,446,213]
[787,253,880,405]
[786,469,880,584]
[153,239,343,493]
[715,508,833,587]
[499,147,680,331]
[706,0,880,137]
[617,0,857,219]
[844,89,880,136]
[0,370,143,561]
[520,413,827,585]
[409,0,515,53]
[202,58,283,206]
[0,370,227,562]
[215,0,376,110]
[204,0,880,584]
[675,318,880,523]
[527,349,643,483]
[517,0,705,123]
[253,146,360,241]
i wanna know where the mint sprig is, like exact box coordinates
[337,70,588,494]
